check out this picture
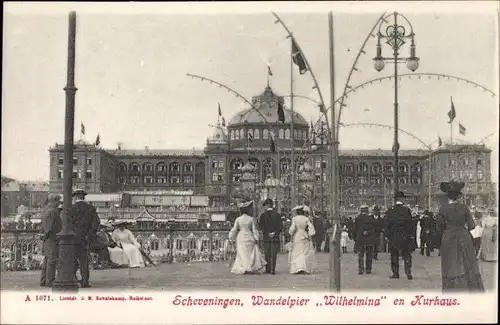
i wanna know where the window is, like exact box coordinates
[412,177,421,185]
[232,175,241,182]
[412,163,421,173]
[86,170,92,180]
[183,176,193,184]
[231,159,243,170]
[254,129,260,139]
[297,130,302,140]
[176,240,183,250]
[144,176,153,184]
[303,131,307,140]
[359,162,368,173]
[170,163,180,173]
[399,163,408,173]
[239,129,244,139]
[344,164,354,173]
[477,158,483,166]
[119,163,127,172]
[384,163,393,173]
[118,176,126,185]
[359,176,367,184]
[157,176,167,183]
[130,163,140,173]
[478,170,484,180]
[450,159,456,166]
[314,160,321,169]
[58,157,64,165]
[212,160,224,168]
[247,129,254,140]
[188,240,197,250]
[73,157,79,165]
[87,157,92,166]
[170,176,180,184]
[183,163,193,172]
[131,176,140,184]
[370,176,381,185]
[280,160,290,173]
[399,177,409,185]
[279,129,284,139]
[344,177,354,184]
[157,163,166,172]
[461,157,469,166]
[72,171,79,179]
[144,163,153,172]
[212,173,224,182]
[285,129,290,139]
[263,129,269,139]
[386,177,393,184]
[371,163,382,173]
[58,170,63,179]
[234,130,239,140]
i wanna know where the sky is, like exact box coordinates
[2,2,499,182]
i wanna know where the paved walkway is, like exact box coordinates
[1,251,496,291]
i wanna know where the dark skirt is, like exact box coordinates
[440,229,485,292]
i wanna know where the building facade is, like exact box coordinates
[47,85,496,215]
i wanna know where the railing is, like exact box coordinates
[1,228,290,271]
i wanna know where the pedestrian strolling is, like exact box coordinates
[436,181,484,292]
[386,191,414,280]
[40,194,62,287]
[354,205,378,275]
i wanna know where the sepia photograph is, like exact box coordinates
[1,1,498,323]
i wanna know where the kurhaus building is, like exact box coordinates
[48,86,495,214]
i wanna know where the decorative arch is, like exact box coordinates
[118,162,127,173]
[399,162,409,173]
[371,162,382,173]
[183,162,193,173]
[169,162,180,173]
[129,162,140,173]
[230,158,244,171]
[156,162,167,173]
[143,162,154,173]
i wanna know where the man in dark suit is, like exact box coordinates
[68,189,100,288]
[371,205,383,260]
[40,194,62,287]
[419,210,435,257]
[353,205,378,274]
[386,191,414,280]
[312,213,325,253]
[258,198,281,275]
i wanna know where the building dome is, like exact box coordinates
[228,86,308,126]
[207,125,228,144]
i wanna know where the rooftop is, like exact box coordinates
[106,149,206,157]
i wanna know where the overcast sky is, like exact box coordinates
[2,2,498,182]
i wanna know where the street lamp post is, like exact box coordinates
[373,12,420,203]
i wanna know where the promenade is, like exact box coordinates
[1,250,496,291]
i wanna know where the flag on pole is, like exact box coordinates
[277,101,285,123]
[95,134,100,146]
[218,103,222,116]
[438,136,442,147]
[267,65,273,76]
[81,123,86,135]
[270,135,276,153]
[459,123,466,135]
[291,38,308,74]
[221,117,226,127]
[448,97,456,123]
[248,132,254,142]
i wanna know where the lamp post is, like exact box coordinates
[52,11,79,291]
[373,12,419,203]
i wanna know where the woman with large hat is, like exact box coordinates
[287,205,317,274]
[228,201,266,274]
[111,221,145,268]
[436,181,484,292]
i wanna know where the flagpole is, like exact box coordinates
[290,38,296,210]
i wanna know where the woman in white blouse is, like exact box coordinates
[228,201,266,275]
[288,206,317,274]
[111,221,145,268]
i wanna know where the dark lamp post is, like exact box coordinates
[373,11,419,203]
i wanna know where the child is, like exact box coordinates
[341,226,349,253]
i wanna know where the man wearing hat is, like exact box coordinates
[371,205,384,260]
[40,193,62,287]
[68,189,100,287]
[353,205,378,274]
[258,198,282,275]
[419,210,435,257]
[385,191,414,280]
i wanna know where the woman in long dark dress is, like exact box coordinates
[436,181,485,292]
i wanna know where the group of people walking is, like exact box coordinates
[39,189,145,288]
[228,198,317,275]
[229,180,492,292]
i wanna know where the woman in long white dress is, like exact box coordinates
[479,214,497,262]
[288,206,317,274]
[103,223,129,266]
[111,221,145,268]
[229,201,266,275]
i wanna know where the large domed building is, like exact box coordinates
[48,84,494,216]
